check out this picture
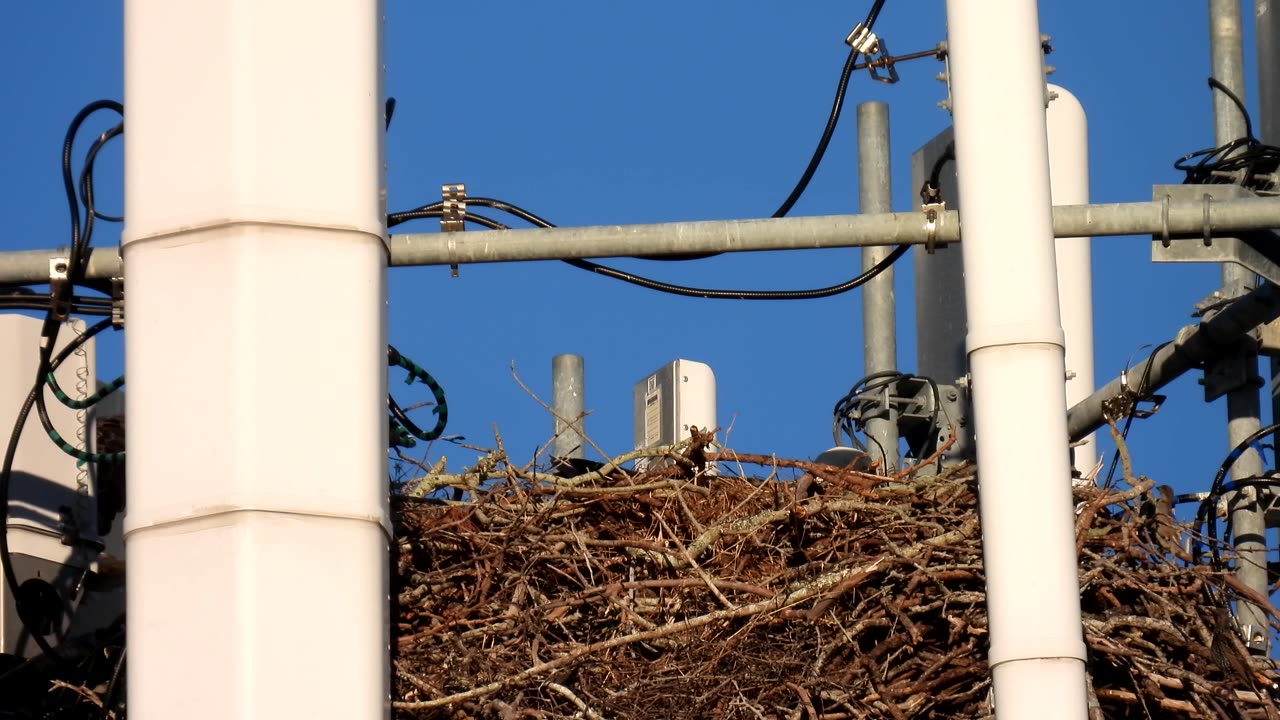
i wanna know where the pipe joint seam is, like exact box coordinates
[124,503,392,539]
[967,323,1066,355]
[988,644,1089,670]
[122,218,390,249]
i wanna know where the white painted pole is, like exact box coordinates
[945,3,1089,718]
[123,2,388,719]
[1046,86,1097,478]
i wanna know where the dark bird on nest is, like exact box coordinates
[95,415,126,536]
[1210,607,1280,695]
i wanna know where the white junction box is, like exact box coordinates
[633,359,716,472]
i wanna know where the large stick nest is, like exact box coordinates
[391,431,1280,719]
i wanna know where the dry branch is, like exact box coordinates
[391,433,1280,719]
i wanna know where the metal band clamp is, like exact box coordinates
[441,183,466,277]
[49,258,71,322]
[921,201,945,254]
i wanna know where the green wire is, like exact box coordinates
[46,372,124,410]
[45,424,123,464]
[42,372,126,463]
[388,344,448,441]
[39,347,445,458]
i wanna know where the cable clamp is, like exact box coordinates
[1101,366,1165,422]
[865,39,900,84]
[920,181,942,206]
[921,201,945,254]
[845,23,880,55]
[111,276,125,329]
[49,257,71,321]
[441,183,466,277]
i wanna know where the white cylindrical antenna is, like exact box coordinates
[945,3,1089,718]
[1046,85,1097,478]
[123,1,389,718]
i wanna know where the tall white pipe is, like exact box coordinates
[1046,86,1096,478]
[123,2,388,719]
[945,3,1088,718]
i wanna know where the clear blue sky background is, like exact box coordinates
[0,3,1267,517]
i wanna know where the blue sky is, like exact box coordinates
[0,2,1266,514]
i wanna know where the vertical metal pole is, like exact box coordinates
[945,0,1089,716]
[857,101,898,471]
[1260,0,1280,144]
[552,354,586,460]
[1259,0,1280,549]
[1210,0,1269,651]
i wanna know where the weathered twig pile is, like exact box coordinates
[391,431,1280,719]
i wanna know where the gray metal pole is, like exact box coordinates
[4,198,1280,282]
[552,354,585,461]
[1210,0,1268,651]
[857,101,898,472]
[1258,0,1280,568]
[1260,0,1280,145]
[1067,281,1280,440]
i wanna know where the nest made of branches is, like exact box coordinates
[391,430,1280,720]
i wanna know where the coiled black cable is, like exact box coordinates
[1175,78,1279,193]
[1192,421,1280,571]
[80,122,125,225]
[61,101,123,285]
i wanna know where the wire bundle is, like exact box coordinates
[1175,79,1280,194]
[0,101,128,720]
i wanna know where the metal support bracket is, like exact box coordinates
[865,39,899,84]
[1040,35,1056,107]
[48,257,71,321]
[1200,336,1262,401]
[441,183,466,278]
[1152,184,1280,286]
[936,37,1054,112]
[935,42,952,112]
[838,377,973,472]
